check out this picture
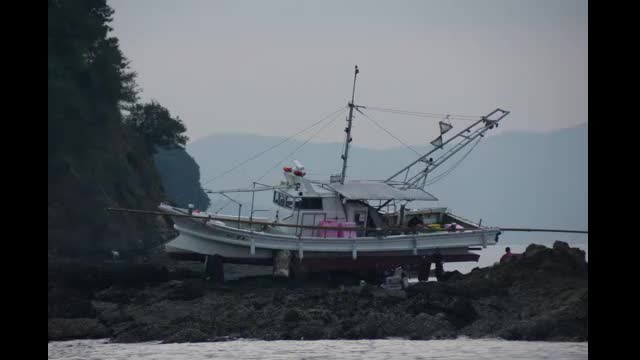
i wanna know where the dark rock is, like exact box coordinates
[114,264,170,287]
[523,244,548,258]
[167,280,205,300]
[306,308,335,324]
[445,297,478,328]
[370,288,407,306]
[162,329,209,343]
[283,308,304,323]
[406,285,477,329]
[520,288,588,341]
[406,281,440,297]
[405,313,457,340]
[49,262,115,292]
[358,285,375,298]
[552,241,571,252]
[554,241,586,263]
[251,297,271,310]
[288,320,327,340]
[48,288,96,319]
[48,242,588,343]
[210,335,238,342]
[457,277,508,298]
[169,268,203,280]
[112,322,175,343]
[95,286,138,304]
[48,318,110,341]
[440,270,464,282]
[93,301,133,325]
[50,261,170,293]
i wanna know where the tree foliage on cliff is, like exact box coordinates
[48,0,172,256]
[124,101,189,154]
[48,0,138,154]
[49,0,188,156]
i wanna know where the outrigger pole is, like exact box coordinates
[385,108,510,189]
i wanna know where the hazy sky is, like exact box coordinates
[109,0,587,149]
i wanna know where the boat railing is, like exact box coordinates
[107,207,490,241]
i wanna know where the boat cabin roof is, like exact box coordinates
[325,180,438,201]
[277,178,438,202]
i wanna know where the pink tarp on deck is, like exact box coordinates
[314,220,357,238]
[338,222,357,238]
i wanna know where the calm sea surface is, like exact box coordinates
[48,338,588,360]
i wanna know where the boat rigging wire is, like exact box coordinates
[424,136,483,186]
[211,108,346,214]
[200,105,347,186]
[254,108,346,183]
[364,106,480,121]
[357,109,422,156]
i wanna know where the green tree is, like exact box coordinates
[124,101,189,154]
[48,0,139,154]
[48,0,174,256]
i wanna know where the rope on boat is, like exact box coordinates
[500,228,588,234]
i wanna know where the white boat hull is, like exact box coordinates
[160,205,500,263]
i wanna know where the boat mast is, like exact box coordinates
[340,65,359,184]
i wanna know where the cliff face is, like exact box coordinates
[153,148,210,211]
[48,0,172,258]
[48,120,172,257]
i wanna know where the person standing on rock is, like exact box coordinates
[400,266,408,289]
[433,251,444,281]
[500,247,513,263]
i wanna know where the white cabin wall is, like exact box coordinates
[321,197,347,222]
[345,202,369,225]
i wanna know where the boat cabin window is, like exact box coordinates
[273,192,322,210]
[273,192,285,207]
[285,197,294,209]
[295,197,323,210]
[273,191,296,209]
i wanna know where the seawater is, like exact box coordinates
[48,338,588,360]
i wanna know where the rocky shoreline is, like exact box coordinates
[48,241,587,343]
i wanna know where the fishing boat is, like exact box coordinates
[155,66,511,281]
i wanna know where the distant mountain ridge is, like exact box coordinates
[187,123,587,240]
